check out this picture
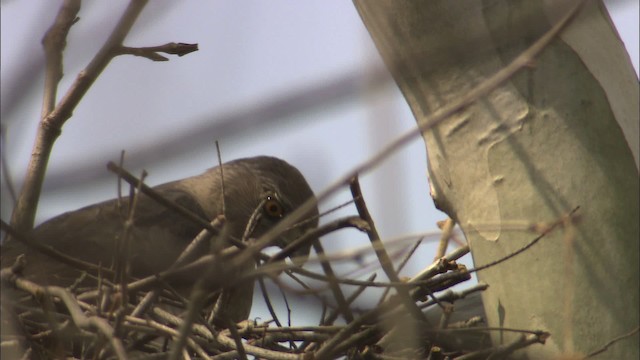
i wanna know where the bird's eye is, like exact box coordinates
[263,195,284,219]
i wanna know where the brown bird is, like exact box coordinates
[1,156,319,323]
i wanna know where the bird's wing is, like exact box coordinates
[1,188,211,288]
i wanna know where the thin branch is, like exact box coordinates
[434,218,455,261]
[115,42,198,61]
[322,273,376,326]
[349,175,429,326]
[469,207,580,274]
[378,238,423,304]
[312,240,354,322]
[1,268,127,359]
[10,0,148,234]
[258,276,283,327]
[40,0,80,120]
[268,216,368,264]
[215,141,226,217]
[584,326,640,359]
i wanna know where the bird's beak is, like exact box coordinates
[290,242,312,267]
[282,226,314,267]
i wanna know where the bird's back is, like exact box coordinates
[1,186,210,289]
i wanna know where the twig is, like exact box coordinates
[312,241,354,322]
[434,218,455,261]
[258,276,283,327]
[379,238,423,304]
[469,207,580,274]
[323,273,377,326]
[455,332,549,360]
[584,326,640,359]
[1,268,127,359]
[40,0,80,121]
[410,245,469,283]
[268,216,368,264]
[107,162,218,233]
[349,175,429,324]
[215,140,226,216]
[10,0,148,234]
[225,320,248,360]
[167,273,216,360]
[261,245,468,291]
[115,42,198,61]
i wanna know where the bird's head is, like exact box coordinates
[197,156,319,266]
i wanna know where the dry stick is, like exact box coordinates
[167,268,218,360]
[269,216,368,263]
[117,170,147,289]
[233,0,588,278]
[258,276,283,327]
[225,320,248,360]
[169,208,255,360]
[107,162,221,236]
[315,246,469,359]
[469,207,580,274]
[11,0,148,234]
[422,329,550,360]
[153,308,303,360]
[115,42,198,61]
[267,245,467,291]
[349,175,429,324]
[130,217,223,320]
[561,210,577,354]
[238,324,342,335]
[584,326,639,359]
[323,273,377,326]
[312,241,355,322]
[76,252,226,302]
[284,265,465,294]
[410,245,469,284]
[313,246,470,359]
[115,150,126,210]
[323,239,424,285]
[40,0,79,123]
[128,312,213,359]
[300,274,378,353]
[278,230,449,289]
[434,218,455,261]
[215,140,226,217]
[288,196,359,236]
[378,238,423,304]
[277,284,297,349]
[168,227,232,360]
[104,169,148,357]
[486,333,549,360]
[8,0,81,234]
[418,283,489,311]
[1,269,127,360]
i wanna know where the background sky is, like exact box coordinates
[1,1,638,324]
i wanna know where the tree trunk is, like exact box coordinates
[353,0,639,358]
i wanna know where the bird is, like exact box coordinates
[1,156,319,323]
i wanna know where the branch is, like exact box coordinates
[10,0,148,234]
[115,42,198,61]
